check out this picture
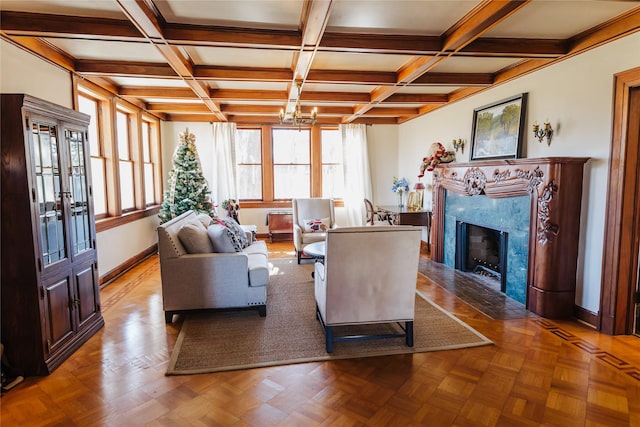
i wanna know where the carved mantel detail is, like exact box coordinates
[431,157,589,319]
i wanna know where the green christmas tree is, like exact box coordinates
[158,128,216,223]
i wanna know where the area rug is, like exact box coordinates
[166,259,492,375]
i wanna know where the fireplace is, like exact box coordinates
[431,157,589,318]
[456,221,508,293]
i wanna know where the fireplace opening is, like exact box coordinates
[455,221,508,293]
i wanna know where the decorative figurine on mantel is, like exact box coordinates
[418,142,456,178]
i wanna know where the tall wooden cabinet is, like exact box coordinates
[1,94,104,375]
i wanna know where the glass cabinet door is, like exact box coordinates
[66,128,93,255]
[32,122,67,266]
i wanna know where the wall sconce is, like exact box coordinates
[532,121,553,146]
[452,138,465,153]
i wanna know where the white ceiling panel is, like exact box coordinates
[110,77,187,87]
[327,0,480,35]
[44,38,165,62]
[485,0,638,39]
[312,51,411,72]
[155,0,304,29]
[207,81,288,91]
[0,0,126,19]
[185,46,295,68]
[430,57,522,73]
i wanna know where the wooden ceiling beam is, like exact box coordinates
[75,59,178,77]
[0,11,143,40]
[164,24,301,48]
[284,0,333,114]
[116,0,226,120]
[344,0,530,122]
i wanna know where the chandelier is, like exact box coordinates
[279,81,318,130]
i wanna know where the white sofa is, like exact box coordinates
[157,210,269,322]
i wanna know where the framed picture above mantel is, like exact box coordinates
[470,93,528,161]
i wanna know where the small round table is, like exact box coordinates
[302,241,325,262]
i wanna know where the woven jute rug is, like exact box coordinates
[166,258,492,375]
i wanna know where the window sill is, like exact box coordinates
[239,200,344,209]
[96,206,160,233]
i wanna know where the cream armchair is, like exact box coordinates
[314,226,422,352]
[292,198,336,264]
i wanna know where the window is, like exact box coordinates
[321,129,344,199]
[235,126,342,205]
[272,129,310,199]
[141,120,157,206]
[235,129,262,200]
[75,79,161,230]
[116,109,135,211]
[77,94,107,217]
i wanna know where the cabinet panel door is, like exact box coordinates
[65,127,95,258]
[31,121,69,269]
[74,264,100,328]
[44,276,74,355]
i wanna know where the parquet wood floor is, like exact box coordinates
[2,241,639,426]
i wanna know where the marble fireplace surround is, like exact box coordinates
[431,157,589,319]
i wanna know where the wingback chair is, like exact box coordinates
[292,198,336,264]
[314,225,422,352]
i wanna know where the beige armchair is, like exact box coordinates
[292,198,336,264]
[314,226,421,352]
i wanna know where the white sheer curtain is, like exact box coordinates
[340,124,373,226]
[211,122,237,217]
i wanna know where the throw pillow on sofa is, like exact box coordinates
[178,219,214,253]
[207,224,243,253]
[195,213,214,228]
[221,217,250,248]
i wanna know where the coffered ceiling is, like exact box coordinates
[2,0,639,125]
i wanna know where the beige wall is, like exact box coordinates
[1,40,72,107]
[398,32,640,313]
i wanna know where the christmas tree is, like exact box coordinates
[158,128,216,223]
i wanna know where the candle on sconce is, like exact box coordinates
[532,122,539,132]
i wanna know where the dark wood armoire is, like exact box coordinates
[1,94,104,375]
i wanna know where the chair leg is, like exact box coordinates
[164,311,174,323]
[326,325,333,353]
[258,305,267,317]
[297,250,301,264]
[405,321,414,347]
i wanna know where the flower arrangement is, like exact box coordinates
[222,199,240,222]
[391,176,410,194]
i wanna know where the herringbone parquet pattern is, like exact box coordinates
[2,241,639,426]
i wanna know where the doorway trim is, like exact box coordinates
[599,66,640,335]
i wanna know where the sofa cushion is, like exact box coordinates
[207,224,243,253]
[247,253,269,287]
[242,239,268,257]
[178,219,214,254]
[195,213,214,228]
[303,217,330,233]
[220,217,250,248]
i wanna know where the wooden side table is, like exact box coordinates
[266,211,293,243]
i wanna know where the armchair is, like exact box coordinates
[292,198,336,264]
[364,198,392,225]
[314,226,422,352]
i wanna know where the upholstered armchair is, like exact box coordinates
[314,226,422,352]
[292,198,336,264]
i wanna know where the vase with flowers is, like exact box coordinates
[391,176,410,207]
